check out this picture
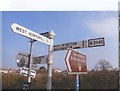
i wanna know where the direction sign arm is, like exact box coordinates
[11,23,51,45]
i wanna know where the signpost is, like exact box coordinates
[53,37,105,51]
[46,31,55,90]
[11,23,105,90]
[28,39,34,83]
[11,23,50,45]
[65,48,87,91]
[65,48,87,74]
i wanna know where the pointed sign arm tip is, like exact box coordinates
[11,23,16,32]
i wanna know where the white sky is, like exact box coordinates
[0,0,119,11]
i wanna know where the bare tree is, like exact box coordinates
[94,59,113,71]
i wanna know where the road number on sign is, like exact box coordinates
[88,37,105,47]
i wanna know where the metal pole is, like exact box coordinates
[28,39,34,83]
[46,31,55,90]
[76,74,79,91]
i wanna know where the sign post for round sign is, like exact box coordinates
[27,39,34,83]
[11,23,105,90]
[11,23,55,89]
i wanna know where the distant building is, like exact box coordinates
[1,70,8,74]
[53,68,61,73]
[0,68,16,74]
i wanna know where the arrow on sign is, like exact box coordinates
[11,23,50,45]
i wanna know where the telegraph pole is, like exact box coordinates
[46,31,55,90]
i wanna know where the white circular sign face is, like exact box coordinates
[16,52,29,67]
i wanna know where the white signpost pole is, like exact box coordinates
[28,39,35,83]
[46,31,55,90]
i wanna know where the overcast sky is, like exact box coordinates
[2,11,118,71]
